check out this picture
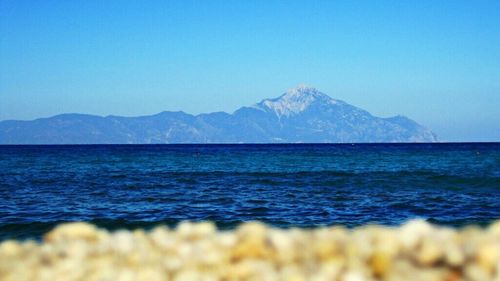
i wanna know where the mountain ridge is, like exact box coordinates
[0,86,438,144]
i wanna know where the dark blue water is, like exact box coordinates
[1,143,499,240]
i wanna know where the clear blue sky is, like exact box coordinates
[1,0,499,141]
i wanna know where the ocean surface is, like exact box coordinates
[1,143,499,240]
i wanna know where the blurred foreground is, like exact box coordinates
[1,220,499,281]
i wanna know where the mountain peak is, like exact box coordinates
[255,85,336,117]
[286,84,317,94]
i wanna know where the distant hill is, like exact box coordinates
[0,86,437,144]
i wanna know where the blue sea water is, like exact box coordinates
[0,143,499,240]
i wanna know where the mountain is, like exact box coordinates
[0,86,437,144]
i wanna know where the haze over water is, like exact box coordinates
[1,143,499,240]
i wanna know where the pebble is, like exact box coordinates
[44,222,99,242]
[416,236,444,266]
[0,219,499,281]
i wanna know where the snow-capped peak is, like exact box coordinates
[255,85,337,117]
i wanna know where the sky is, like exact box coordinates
[0,0,499,141]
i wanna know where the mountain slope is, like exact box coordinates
[0,86,437,144]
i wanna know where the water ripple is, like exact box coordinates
[0,143,499,240]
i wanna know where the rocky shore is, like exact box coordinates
[1,220,499,281]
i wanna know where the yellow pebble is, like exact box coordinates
[44,222,98,242]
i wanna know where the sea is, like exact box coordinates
[1,143,499,240]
